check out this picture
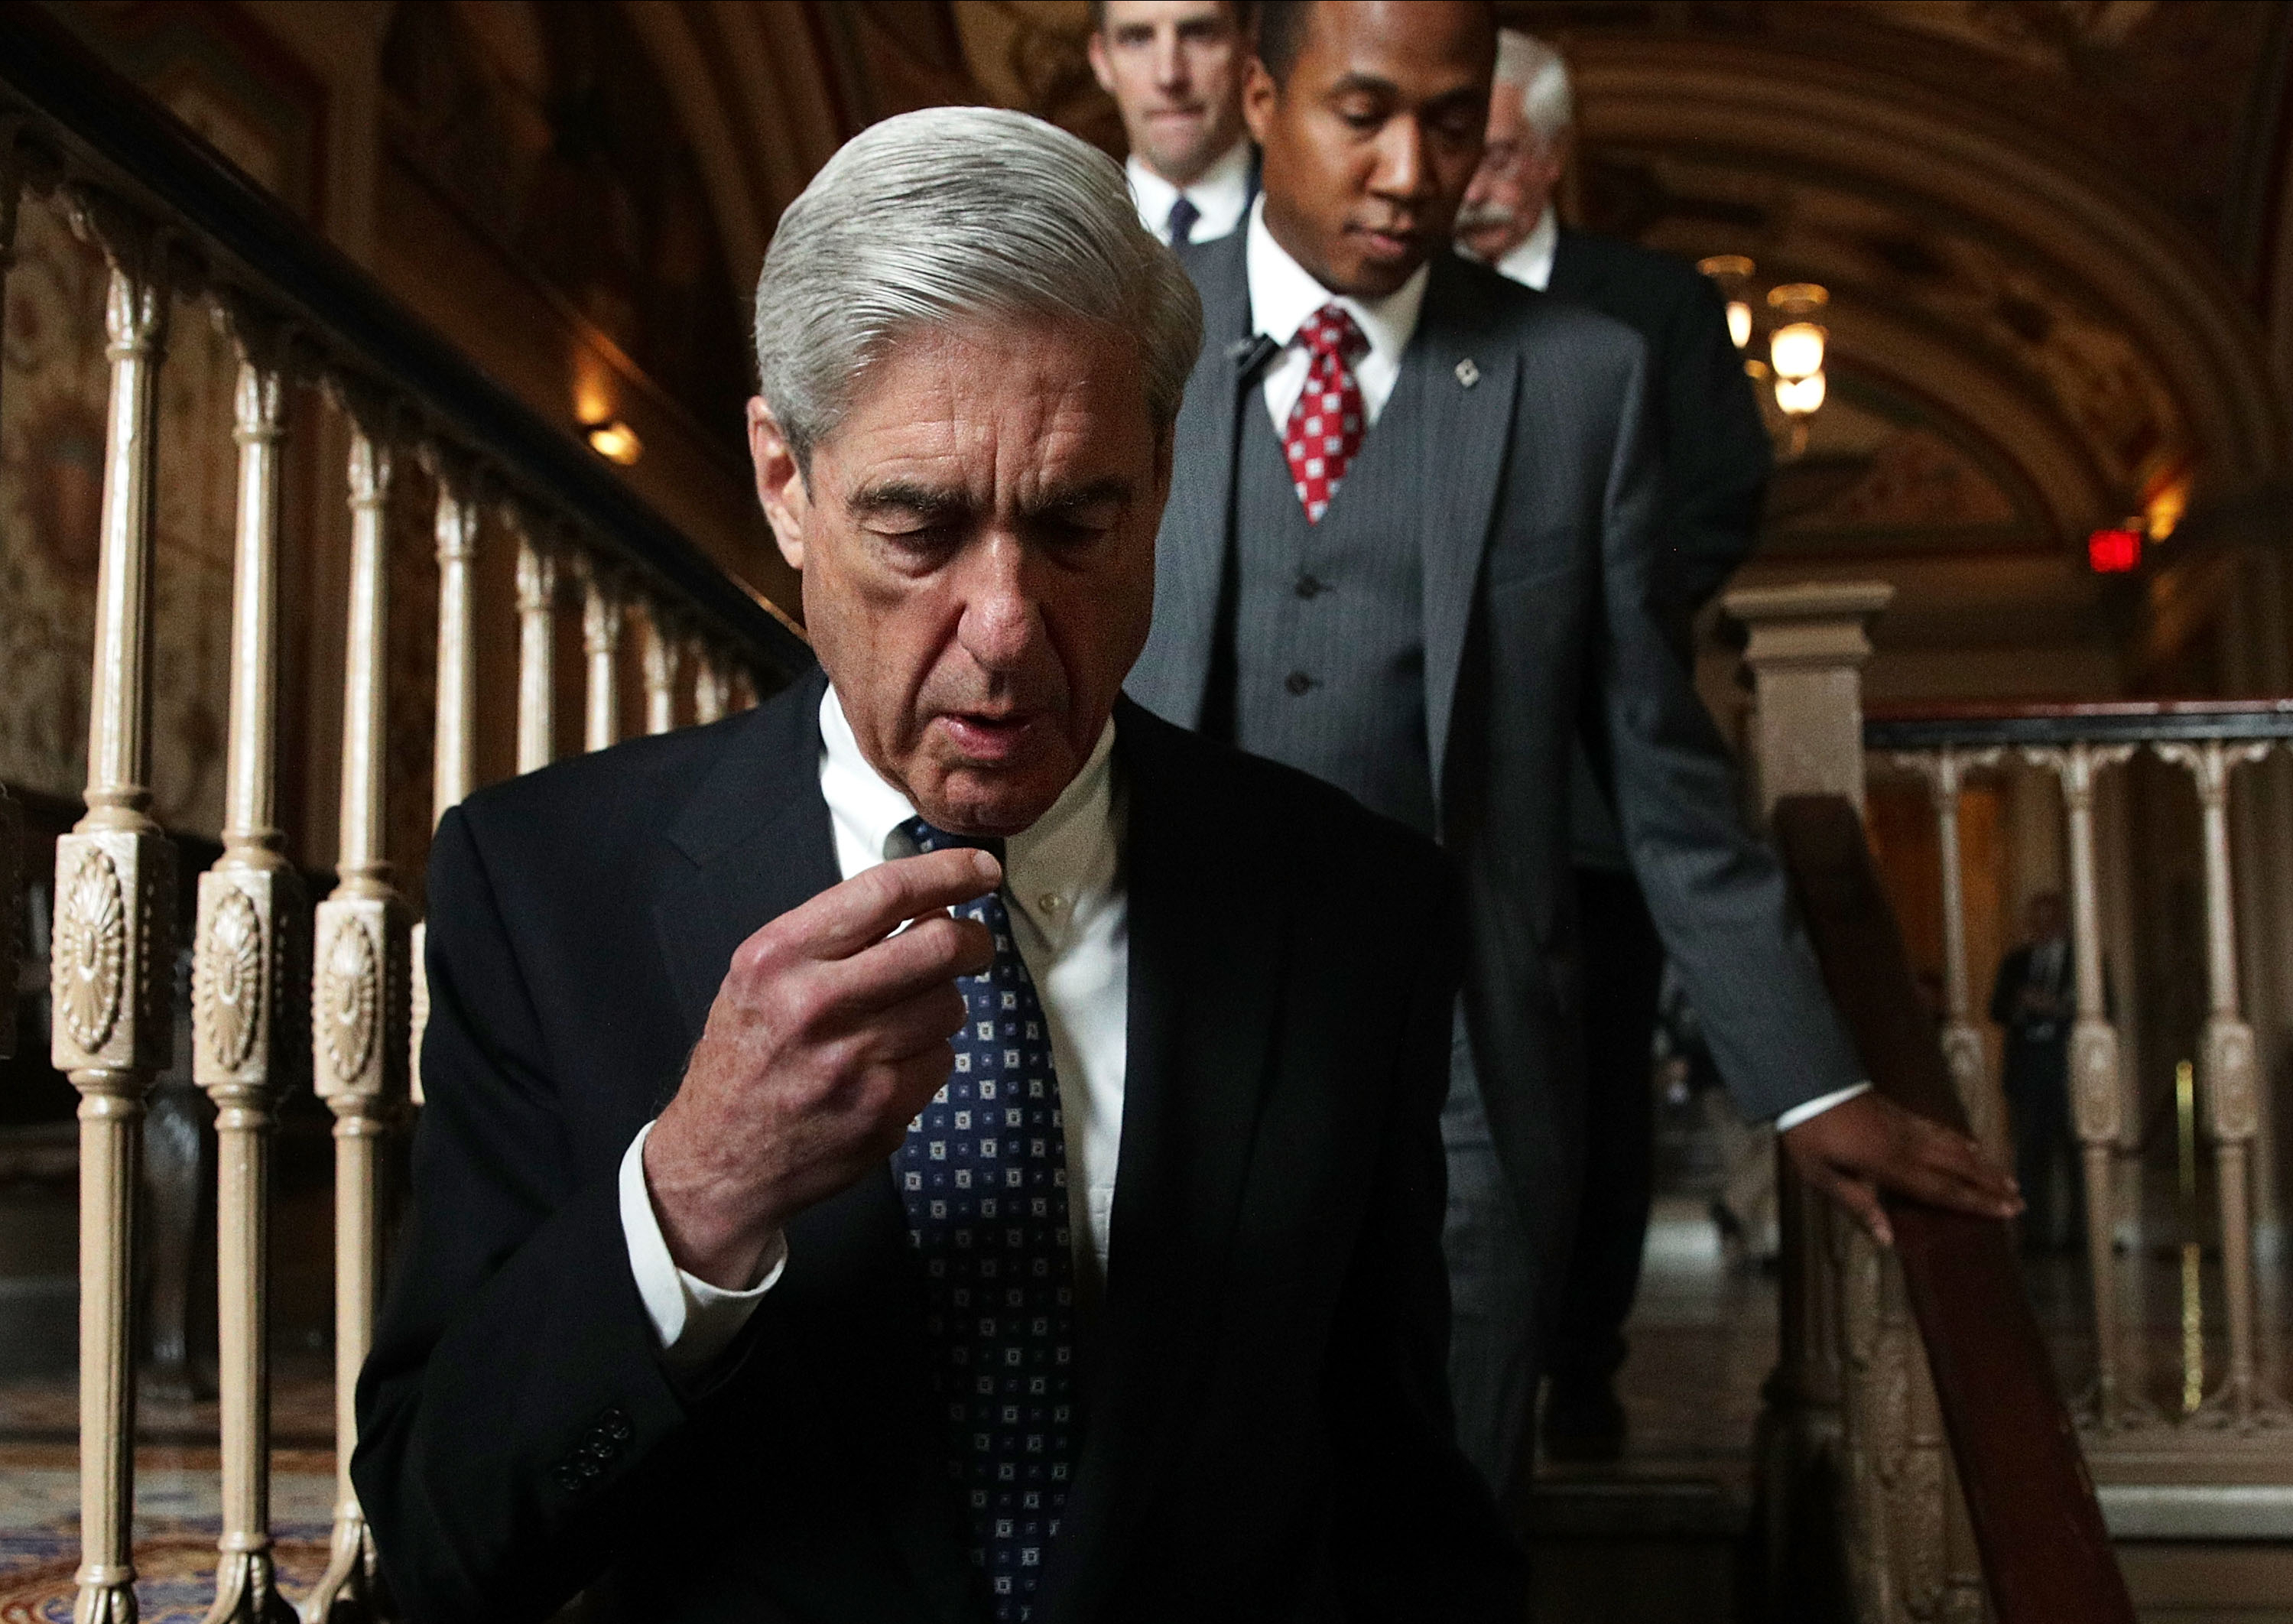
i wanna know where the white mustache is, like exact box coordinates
[1453,200,1518,234]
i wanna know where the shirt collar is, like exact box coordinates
[1490,204,1559,291]
[817,684,1119,910]
[1244,193,1429,368]
[1126,139,1253,242]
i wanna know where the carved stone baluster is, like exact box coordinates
[2,141,21,1064]
[1889,747,2007,1155]
[693,646,730,726]
[54,197,181,1624]
[304,416,410,1624]
[2155,737,2284,1429]
[583,567,623,752]
[194,324,305,1624]
[409,471,482,1109]
[2024,741,2141,1431]
[515,533,558,774]
[642,607,679,736]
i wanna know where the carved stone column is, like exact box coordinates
[642,607,679,736]
[193,333,305,1624]
[583,567,623,752]
[515,534,558,773]
[1890,748,2009,1155]
[2155,738,2284,1430]
[692,645,730,726]
[2023,741,2142,1431]
[54,198,182,1624]
[1724,581,1895,817]
[304,421,410,1624]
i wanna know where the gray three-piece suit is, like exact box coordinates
[1125,230,1863,1489]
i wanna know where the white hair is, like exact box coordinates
[1495,30,1574,147]
[753,106,1203,464]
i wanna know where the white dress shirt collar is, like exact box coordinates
[1243,194,1430,430]
[1487,204,1560,292]
[1127,138,1253,245]
[817,685,1119,946]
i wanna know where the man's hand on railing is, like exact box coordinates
[1780,1090,2022,1247]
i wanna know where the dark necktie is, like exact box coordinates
[1165,193,1200,246]
[1282,304,1369,522]
[892,819,1077,1622]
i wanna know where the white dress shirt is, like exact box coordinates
[1244,194,1430,434]
[1482,203,1560,292]
[619,687,1131,1368]
[1127,139,1253,245]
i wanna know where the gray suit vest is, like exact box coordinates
[1226,369,1437,836]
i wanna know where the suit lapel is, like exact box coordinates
[1138,232,1250,728]
[654,668,976,1622]
[1414,255,1519,804]
[1542,227,1599,304]
[1032,703,1289,1622]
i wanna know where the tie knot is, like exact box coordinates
[901,816,1005,864]
[1165,193,1200,245]
[1299,304,1367,362]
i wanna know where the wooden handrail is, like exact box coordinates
[1772,794,2135,1624]
[1867,697,2293,749]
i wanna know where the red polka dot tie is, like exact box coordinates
[1282,304,1369,523]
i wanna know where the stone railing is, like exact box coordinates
[0,14,808,1623]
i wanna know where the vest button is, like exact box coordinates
[1294,573,1324,599]
[1285,671,1314,697]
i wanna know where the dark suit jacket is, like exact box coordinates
[353,667,1519,1624]
[1545,227,1772,869]
[1126,232,1863,1301]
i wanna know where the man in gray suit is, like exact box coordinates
[1123,0,2020,1495]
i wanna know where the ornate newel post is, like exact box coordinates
[515,531,558,774]
[1728,582,1983,1622]
[583,567,623,752]
[1889,747,2008,1155]
[54,198,181,1624]
[2022,740,2141,1431]
[304,418,411,1624]
[195,325,306,1624]
[643,606,679,736]
[2156,737,2283,1429]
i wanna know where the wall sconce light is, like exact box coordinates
[1697,255,1757,352]
[584,419,643,466]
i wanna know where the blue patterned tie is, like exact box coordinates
[894,819,1077,1622]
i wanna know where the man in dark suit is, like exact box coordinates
[1453,28,1778,1458]
[355,105,1518,1623]
[1989,892,2080,1251]
[1125,0,2019,1496]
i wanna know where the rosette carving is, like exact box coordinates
[55,847,126,1053]
[199,887,265,1073]
[318,917,379,1085]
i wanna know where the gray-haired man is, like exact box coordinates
[356,106,1519,1624]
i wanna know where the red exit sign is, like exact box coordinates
[2088,527,2142,573]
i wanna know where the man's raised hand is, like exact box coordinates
[644,847,1001,1288]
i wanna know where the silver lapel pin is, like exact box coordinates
[1454,357,1480,388]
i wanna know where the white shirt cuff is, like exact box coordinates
[1773,1081,1874,1132]
[618,1119,787,1372]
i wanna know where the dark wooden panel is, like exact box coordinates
[1773,794,2136,1624]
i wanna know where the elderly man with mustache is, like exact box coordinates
[353,106,1519,1624]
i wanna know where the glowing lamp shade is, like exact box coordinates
[2087,526,2141,573]
[1726,300,1753,350]
[1774,371,1826,417]
[1769,321,1827,382]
